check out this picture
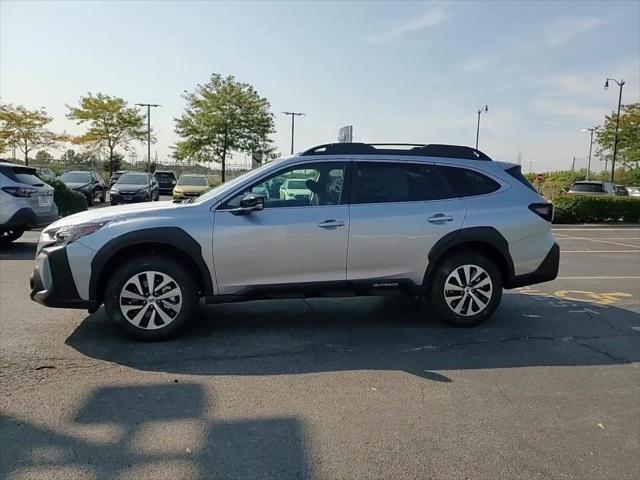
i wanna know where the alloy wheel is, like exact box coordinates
[119,271,183,329]
[443,264,493,316]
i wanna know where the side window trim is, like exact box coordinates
[217,159,350,210]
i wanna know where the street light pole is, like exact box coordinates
[604,78,625,182]
[475,105,488,149]
[282,112,305,154]
[135,103,161,174]
[580,127,598,180]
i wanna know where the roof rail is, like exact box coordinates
[300,143,492,160]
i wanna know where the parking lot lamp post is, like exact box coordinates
[282,112,305,154]
[475,105,488,149]
[604,78,625,182]
[136,103,161,175]
[580,127,598,180]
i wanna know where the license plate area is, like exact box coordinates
[37,196,52,207]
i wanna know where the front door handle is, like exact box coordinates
[318,219,345,228]
[427,213,454,223]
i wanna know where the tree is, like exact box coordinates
[35,150,54,164]
[61,149,78,164]
[105,152,124,174]
[174,74,275,182]
[0,104,59,166]
[596,103,640,169]
[66,93,147,177]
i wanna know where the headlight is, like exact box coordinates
[110,188,117,194]
[44,222,108,246]
[171,180,176,185]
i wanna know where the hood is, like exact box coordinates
[175,184,208,193]
[44,200,183,230]
[112,183,148,191]
[64,181,91,190]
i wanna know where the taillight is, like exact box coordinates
[2,186,38,197]
[529,203,554,222]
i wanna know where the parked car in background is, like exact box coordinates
[614,185,629,196]
[279,177,312,200]
[567,180,615,196]
[36,167,56,179]
[109,170,130,187]
[154,170,178,194]
[627,186,640,198]
[1,162,58,244]
[59,170,107,206]
[30,142,558,340]
[110,172,159,205]
[172,174,209,200]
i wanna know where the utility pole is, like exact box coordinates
[580,127,598,180]
[282,112,305,154]
[475,104,488,149]
[136,103,161,178]
[571,157,575,172]
[604,78,625,182]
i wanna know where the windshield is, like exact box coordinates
[155,172,176,179]
[286,179,308,189]
[61,172,91,183]
[571,183,605,193]
[117,173,149,185]
[178,176,207,186]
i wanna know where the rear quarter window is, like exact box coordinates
[438,166,501,197]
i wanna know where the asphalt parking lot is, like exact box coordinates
[1,220,639,479]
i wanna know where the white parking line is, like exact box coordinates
[562,250,640,253]
[552,228,640,231]
[556,276,640,279]
[554,233,640,248]
[556,237,640,241]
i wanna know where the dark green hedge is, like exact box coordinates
[553,195,640,223]
[44,178,88,217]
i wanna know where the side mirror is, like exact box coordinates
[231,192,265,215]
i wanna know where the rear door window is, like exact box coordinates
[351,162,454,204]
[0,166,45,186]
[438,166,501,197]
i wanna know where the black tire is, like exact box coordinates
[104,255,198,340]
[86,193,94,207]
[110,201,118,206]
[429,252,502,327]
[100,191,106,203]
[0,229,25,245]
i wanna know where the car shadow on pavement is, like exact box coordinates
[0,239,37,260]
[65,294,640,382]
[0,383,312,479]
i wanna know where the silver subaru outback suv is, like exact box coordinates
[30,143,559,340]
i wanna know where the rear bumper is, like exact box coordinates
[29,246,96,310]
[506,242,560,288]
[2,207,59,230]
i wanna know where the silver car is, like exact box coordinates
[1,162,58,244]
[30,143,559,340]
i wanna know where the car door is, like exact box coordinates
[212,161,349,294]
[347,161,467,285]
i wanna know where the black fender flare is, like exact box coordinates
[89,227,214,301]
[423,226,515,285]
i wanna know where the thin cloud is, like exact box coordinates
[543,16,602,48]
[364,4,446,44]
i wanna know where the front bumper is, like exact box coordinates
[110,192,150,203]
[3,207,59,230]
[507,242,560,288]
[30,245,96,310]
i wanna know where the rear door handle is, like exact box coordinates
[427,214,454,223]
[318,219,345,228]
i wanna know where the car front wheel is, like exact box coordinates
[104,256,198,340]
[429,252,502,327]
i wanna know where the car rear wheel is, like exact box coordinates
[104,256,198,340]
[429,252,502,327]
[0,228,25,245]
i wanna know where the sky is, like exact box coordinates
[1,0,639,172]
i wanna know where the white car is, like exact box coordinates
[0,162,58,244]
[627,186,640,198]
[279,178,311,200]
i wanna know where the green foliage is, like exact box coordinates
[174,74,276,182]
[35,150,54,164]
[596,103,640,169]
[44,177,88,217]
[105,152,124,174]
[66,93,147,176]
[528,168,640,200]
[553,195,640,224]
[0,104,60,166]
